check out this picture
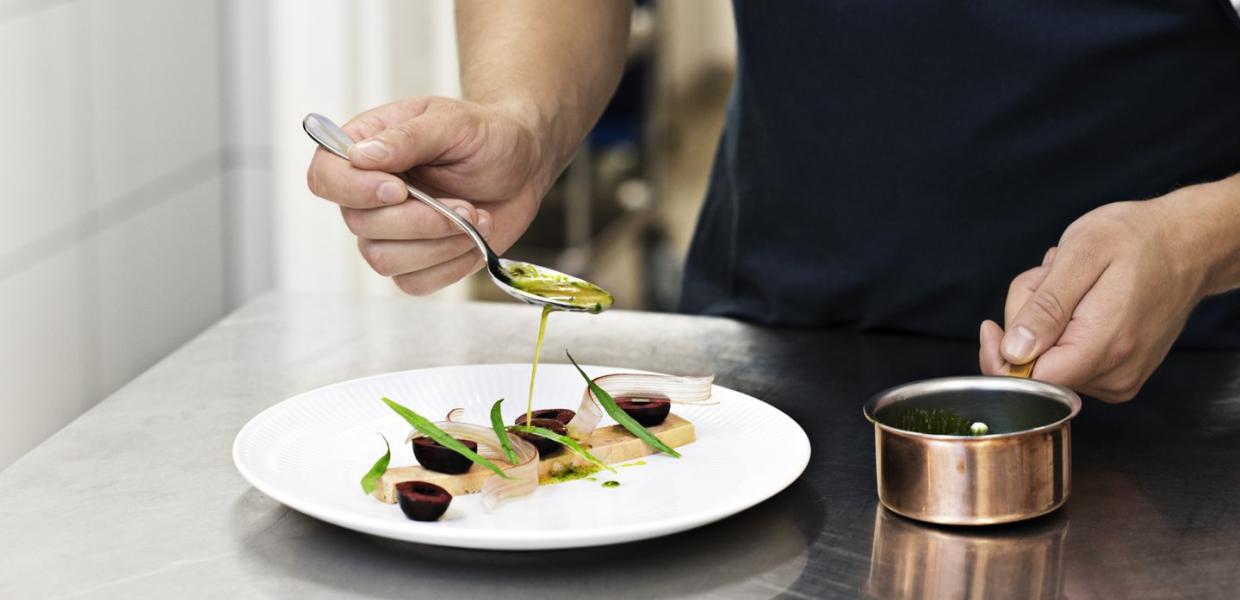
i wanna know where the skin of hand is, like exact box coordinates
[979,174,1240,402]
[306,97,552,295]
[305,0,632,296]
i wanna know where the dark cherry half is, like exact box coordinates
[513,408,576,426]
[515,418,568,457]
[395,481,452,521]
[411,436,478,474]
[615,395,671,427]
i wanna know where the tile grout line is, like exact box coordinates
[218,0,237,312]
[0,150,224,284]
[0,143,272,287]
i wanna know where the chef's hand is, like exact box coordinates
[306,97,553,295]
[978,175,1240,402]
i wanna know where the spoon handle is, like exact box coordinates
[302,113,496,264]
[400,181,491,256]
[1007,361,1035,378]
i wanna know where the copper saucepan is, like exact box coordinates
[863,376,1082,525]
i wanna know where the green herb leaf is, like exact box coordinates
[511,425,617,474]
[566,351,681,458]
[381,396,511,479]
[490,398,520,464]
[360,434,391,495]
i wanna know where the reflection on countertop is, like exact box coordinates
[866,505,1068,600]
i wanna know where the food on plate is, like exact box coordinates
[361,352,715,522]
[411,436,479,474]
[614,395,671,427]
[376,413,696,502]
[514,408,576,426]
[395,481,453,521]
[513,418,570,456]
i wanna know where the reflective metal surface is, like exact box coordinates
[865,377,1080,525]
[1,294,1239,598]
[866,505,1068,599]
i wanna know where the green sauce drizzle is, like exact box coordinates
[526,305,553,426]
[602,481,621,488]
[543,464,602,485]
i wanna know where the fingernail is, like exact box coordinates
[1003,326,1036,362]
[376,181,405,205]
[454,207,474,224]
[477,211,492,236]
[351,139,388,161]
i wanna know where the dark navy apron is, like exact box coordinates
[681,0,1240,348]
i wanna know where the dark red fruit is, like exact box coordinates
[615,395,671,427]
[514,408,576,426]
[395,481,452,521]
[515,418,569,457]
[412,436,478,474]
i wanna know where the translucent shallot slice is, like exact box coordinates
[405,420,539,511]
[566,372,715,438]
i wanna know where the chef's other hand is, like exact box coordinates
[978,175,1240,402]
[306,97,553,295]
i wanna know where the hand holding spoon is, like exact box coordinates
[303,113,613,313]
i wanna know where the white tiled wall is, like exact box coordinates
[0,0,272,469]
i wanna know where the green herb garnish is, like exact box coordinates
[360,434,391,495]
[897,408,989,436]
[566,351,681,458]
[381,396,511,479]
[602,480,620,488]
[490,398,519,464]
[511,425,617,473]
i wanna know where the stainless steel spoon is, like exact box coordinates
[303,113,612,313]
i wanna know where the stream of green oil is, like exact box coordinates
[526,305,553,425]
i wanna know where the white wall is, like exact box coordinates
[269,0,463,298]
[0,0,274,469]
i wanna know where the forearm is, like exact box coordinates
[1163,172,1240,298]
[456,0,632,181]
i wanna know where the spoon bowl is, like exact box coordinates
[303,113,612,313]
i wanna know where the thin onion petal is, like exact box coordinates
[567,372,715,438]
[445,407,466,422]
[405,421,538,511]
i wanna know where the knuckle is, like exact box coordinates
[407,207,443,238]
[391,122,421,147]
[306,165,322,197]
[1095,373,1142,403]
[341,209,364,235]
[1110,330,1137,362]
[1027,290,1068,326]
[1008,276,1025,296]
[358,240,389,276]
[394,274,434,297]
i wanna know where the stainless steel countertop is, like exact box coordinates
[2,293,1239,599]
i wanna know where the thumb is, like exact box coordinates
[1001,245,1107,365]
[347,109,469,173]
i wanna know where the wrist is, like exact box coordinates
[478,95,575,194]
[1160,174,1240,299]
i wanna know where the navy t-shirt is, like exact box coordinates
[681,0,1240,347]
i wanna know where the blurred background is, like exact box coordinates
[0,0,735,469]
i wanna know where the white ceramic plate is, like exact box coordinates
[233,364,811,550]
